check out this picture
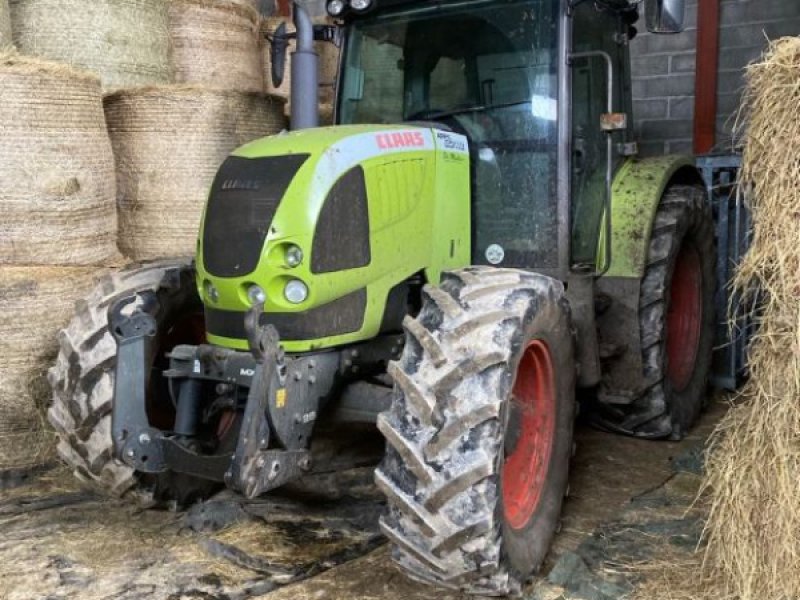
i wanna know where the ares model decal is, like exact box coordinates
[434,130,469,155]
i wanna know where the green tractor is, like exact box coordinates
[48,0,715,594]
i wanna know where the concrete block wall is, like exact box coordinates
[631,0,800,156]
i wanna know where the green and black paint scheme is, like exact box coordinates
[104,0,712,592]
[110,123,473,492]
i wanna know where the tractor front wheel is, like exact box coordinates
[47,261,226,506]
[376,267,575,595]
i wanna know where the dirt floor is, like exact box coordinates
[0,402,724,600]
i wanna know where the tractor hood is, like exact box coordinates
[195,124,471,352]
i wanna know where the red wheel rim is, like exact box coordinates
[666,244,703,392]
[502,340,557,530]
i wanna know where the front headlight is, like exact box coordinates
[204,280,220,303]
[247,284,267,306]
[327,0,345,16]
[351,0,373,11]
[285,245,304,268]
[284,280,309,304]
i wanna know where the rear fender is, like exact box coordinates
[606,155,702,279]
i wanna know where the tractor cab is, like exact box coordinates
[334,0,637,277]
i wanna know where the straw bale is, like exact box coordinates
[0,266,104,469]
[9,0,171,91]
[0,0,11,47]
[262,16,340,108]
[701,37,800,600]
[0,51,118,266]
[170,0,264,93]
[104,86,286,261]
[320,102,334,125]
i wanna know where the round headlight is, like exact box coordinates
[247,284,267,306]
[327,0,345,16]
[285,245,304,268]
[285,280,309,304]
[350,0,372,11]
[204,280,219,303]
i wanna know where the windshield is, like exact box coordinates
[338,0,560,269]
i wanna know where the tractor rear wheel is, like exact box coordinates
[376,267,575,595]
[595,184,716,439]
[47,260,226,506]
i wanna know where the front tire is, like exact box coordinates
[47,260,220,506]
[376,267,575,595]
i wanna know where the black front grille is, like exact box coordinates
[205,289,367,342]
[203,154,309,278]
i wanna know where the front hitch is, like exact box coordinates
[108,292,338,495]
[109,292,232,481]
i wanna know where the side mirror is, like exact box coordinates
[270,22,289,88]
[645,0,685,34]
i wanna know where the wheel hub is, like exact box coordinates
[502,339,556,530]
[666,244,703,392]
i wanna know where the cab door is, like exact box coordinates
[570,4,632,270]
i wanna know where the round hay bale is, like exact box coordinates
[8,0,171,91]
[170,0,264,93]
[0,0,11,47]
[0,51,119,266]
[105,86,286,261]
[0,266,104,469]
[262,16,340,107]
[320,103,334,126]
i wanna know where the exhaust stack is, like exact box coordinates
[290,1,319,130]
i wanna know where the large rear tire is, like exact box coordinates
[376,267,575,595]
[47,260,221,506]
[594,184,716,439]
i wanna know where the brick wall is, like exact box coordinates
[630,0,800,156]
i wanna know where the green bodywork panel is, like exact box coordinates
[196,124,471,353]
[603,154,697,279]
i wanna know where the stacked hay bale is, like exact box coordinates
[169,0,264,93]
[105,86,286,260]
[9,0,171,91]
[0,0,11,47]
[702,37,800,600]
[108,0,287,261]
[0,268,102,469]
[263,15,340,123]
[0,51,115,470]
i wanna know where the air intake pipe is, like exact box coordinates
[290,1,319,130]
